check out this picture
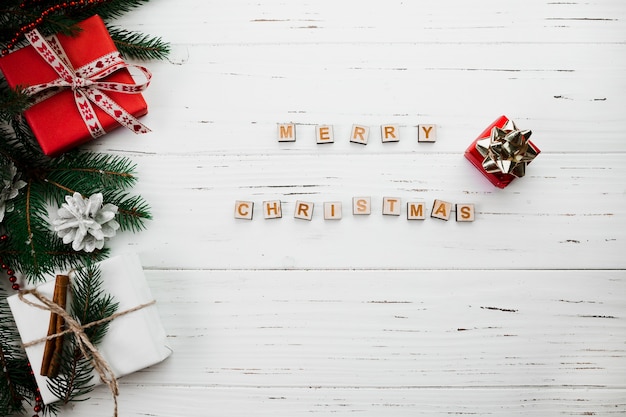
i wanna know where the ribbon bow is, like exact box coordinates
[22,27,151,139]
[475,119,538,178]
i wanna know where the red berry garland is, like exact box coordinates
[2,234,44,417]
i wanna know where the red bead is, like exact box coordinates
[6,269,14,275]
[33,405,42,412]
[9,276,17,283]
[35,396,42,402]
[11,284,19,290]
[1,264,7,269]
[0,234,7,241]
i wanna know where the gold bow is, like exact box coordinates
[475,119,538,178]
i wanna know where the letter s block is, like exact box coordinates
[455,203,475,222]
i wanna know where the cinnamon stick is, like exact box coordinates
[40,274,69,378]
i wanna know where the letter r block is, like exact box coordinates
[455,203,475,222]
[418,124,437,142]
[277,123,296,142]
[381,124,399,143]
[263,200,282,219]
[350,124,369,145]
[294,201,314,221]
[234,200,254,220]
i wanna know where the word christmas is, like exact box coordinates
[277,123,437,144]
[235,198,475,222]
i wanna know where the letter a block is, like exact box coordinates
[407,201,426,220]
[277,123,296,142]
[381,124,399,143]
[350,124,369,145]
[294,201,314,221]
[418,124,437,142]
[352,197,371,215]
[316,125,334,144]
[263,200,282,219]
[382,197,401,216]
[455,203,475,222]
[234,201,254,220]
[324,202,342,220]
[431,199,452,221]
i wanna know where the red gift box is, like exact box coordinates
[0,15,150,156]
[464,115,540,188]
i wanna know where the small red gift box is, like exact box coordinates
[0,15,149,156]
[464,115,540,188]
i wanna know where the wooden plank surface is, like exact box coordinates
[9,0,626,416]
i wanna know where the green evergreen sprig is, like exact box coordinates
[108,27,170,61]
[47,264,119,404]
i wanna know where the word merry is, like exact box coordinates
[234,198,475,222]
[277,123,437,144]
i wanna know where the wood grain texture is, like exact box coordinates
[11,0,626,415]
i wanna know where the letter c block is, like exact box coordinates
[234,201,254,220]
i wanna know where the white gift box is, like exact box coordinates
[8,253,172,405]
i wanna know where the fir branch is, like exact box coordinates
[102,191,152,232]
[47,264,119,404]
[108,26,170,61]
[0,84,31,123]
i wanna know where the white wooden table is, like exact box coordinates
[54,1,626,415]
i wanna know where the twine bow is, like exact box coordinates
[22,26,152,138]
[475,119,539,178]
[19,285,156,417]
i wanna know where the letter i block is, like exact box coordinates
[263,200,282,219]
[381,124,399,143]
[324,202,342,220]
[234,201,254,220]
[316,125,334,144]
[294,201,314,221]
[352,197,371,215]
[418,124,437,142]
[277,123,296,142]
[350,124,370,145]
[431,199,452,221]
[455,203,475,222]
[382,197,401,216]
[407,201,426,220]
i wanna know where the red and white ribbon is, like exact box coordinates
[23,28,152,138]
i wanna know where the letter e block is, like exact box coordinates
[316,125,334,144]
[294,201,314,221]
[350,124,369,145]
[234,200,254,220]
[418,124,437,142]
[382,197,401,216]
[263,200,282,219]
[324,202,342,220]
[352,197,371,215]
[277,123,296,142]
[431,199,452,221]
[456,203,475,222]
[381,124,399,143]
[407,201,426,220]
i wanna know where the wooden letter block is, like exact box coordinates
[418,124,437,142]
[263,200,282,219]
[381,124,399,143]
[316,125,334,144]
[234,201,254,220]
[350,124,369,145]
[352,197,371,215]
[294,201,314,221]
[277,123,296,142]
[407,201,426,220]
[456,203,475,222]
[431,199,452,221]
[324,202,342,220]
[382,197,401,216]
